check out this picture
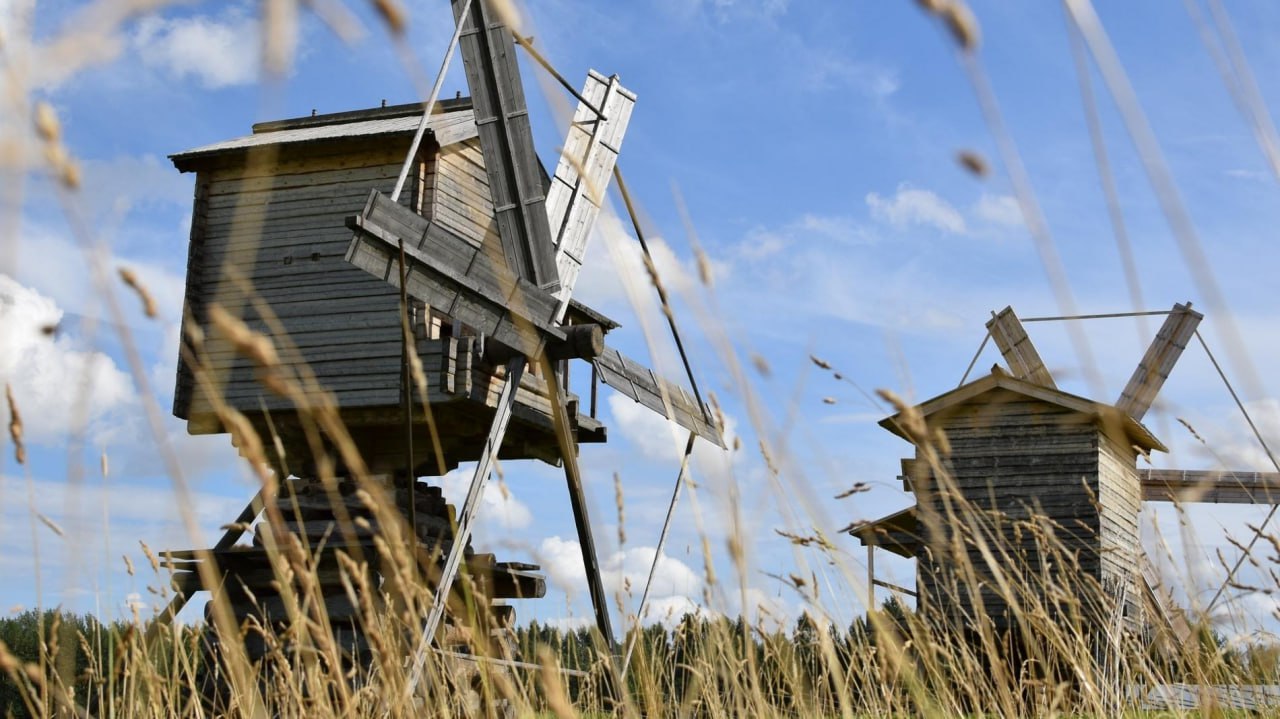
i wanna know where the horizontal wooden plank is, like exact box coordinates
[206,164,405,199]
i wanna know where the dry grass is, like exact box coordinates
[3,0,1280,717]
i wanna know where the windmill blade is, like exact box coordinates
[451,0,559,291]
[1139,468,1280,504]
[347,189,560,359]
[595,345,724,447]
[985,306,1056,388]
[1116,302,1202,421]
[546,71,636,315]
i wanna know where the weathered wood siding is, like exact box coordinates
[915,388,1109,633]
[1098,433,1142,629]
[431,138,501,249]
[174,130,588,469]
[178,140,426,424]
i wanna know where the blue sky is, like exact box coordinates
[2,0,1280,637]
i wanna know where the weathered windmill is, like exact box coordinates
[159,0,722,685]
[851,302,1279,650]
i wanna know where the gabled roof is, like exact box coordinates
[878,370,1167,453]
[170,98,478,168]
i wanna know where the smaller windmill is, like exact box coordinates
[851,302,1280,649]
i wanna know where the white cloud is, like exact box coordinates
[440,469,533,531]
[866,184,966,235]
[606,393,736,481]
[972,193,1022,229]
[573,209,725,312]
[131,11,261,89]
[0,274,135,445]
[536,536,705,627]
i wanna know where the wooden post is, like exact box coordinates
[545,365,618,656]
[867,545,875,609]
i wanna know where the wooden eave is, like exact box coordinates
[878,371,1167,454]
[849,506,920,558]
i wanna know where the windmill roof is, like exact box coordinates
[170,97,478,168]
[878,370,1167,453]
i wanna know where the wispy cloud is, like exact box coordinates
[972,192,1022,229]
[866,184,967,235]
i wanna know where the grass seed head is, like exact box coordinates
[371,0,407,34]
[33,102,60,142]
[118,267,158,318]
[957,149,989,177]
[6,384,24,465]
[941,1,980,51]
[36,513,63,537]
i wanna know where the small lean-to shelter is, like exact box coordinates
[858,369,1165,637]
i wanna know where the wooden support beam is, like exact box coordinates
[346,190,559,360]
[871,578,917,598]
[451,0,559,290]
[408,356,526,695]
[145,491,265,642]
[1140,468,1280,504]
[1116,302,1202,421]
[985,306,1056,388]
[545,363,618,657]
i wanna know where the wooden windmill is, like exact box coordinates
[158,0,723,683]
[851,302,1279,648]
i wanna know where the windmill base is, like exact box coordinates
[164,475,539,714]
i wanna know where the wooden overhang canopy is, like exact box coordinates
[877,370,1168,455]
[848,506,921,558]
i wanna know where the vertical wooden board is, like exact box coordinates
[1116,302,1202,420]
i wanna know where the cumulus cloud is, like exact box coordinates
[440,469,533,531]
[131,11,261,89]
[536,536,705,627]
[866,184,966,235]
[0,275,135,445]
[606,394,737,482]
